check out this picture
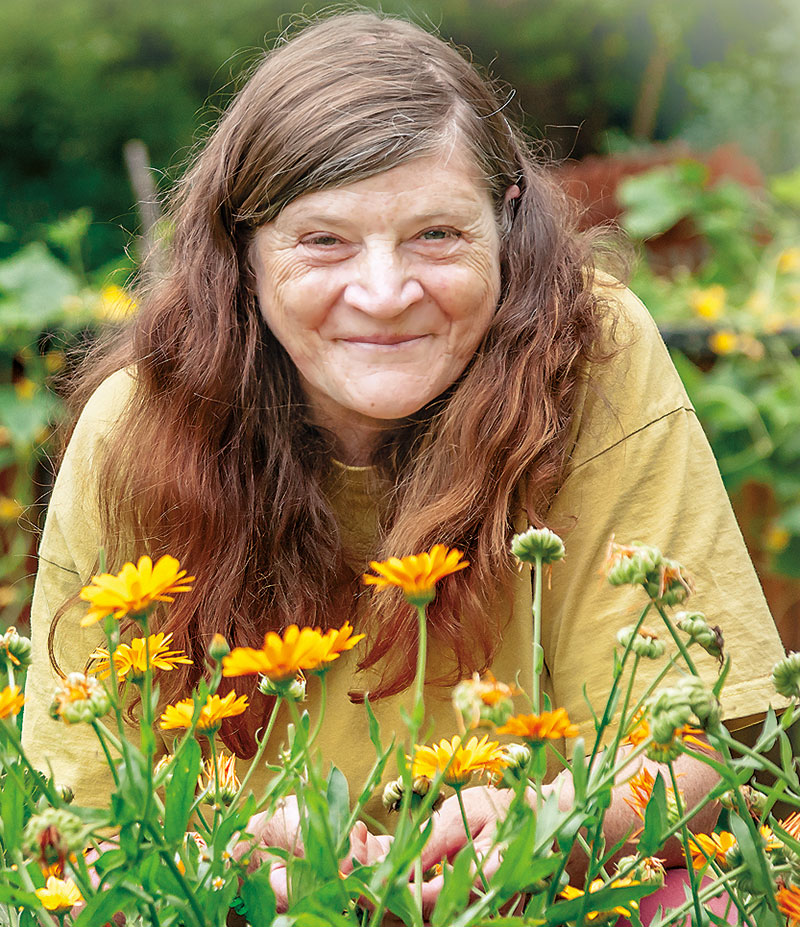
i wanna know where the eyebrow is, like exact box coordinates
[286,208,483,230]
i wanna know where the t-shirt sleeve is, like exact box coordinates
[21,369,146,804]
[539,283,786,742]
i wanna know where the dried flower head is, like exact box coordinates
[90,631,192,682]
[80,554,195,627]
[605,539,693,606]
[617,625,665,659]
[510,527,565,566]
[49,673,110,725]
[496,708,579,744]
[363,545,468,606]
[0,626,32,669]
[675,611,724,664]
[24,808,86,871]
[159,691,249,735]
[198,753,240,805]
[410,734,508,788]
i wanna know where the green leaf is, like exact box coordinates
[638,771,667,857]
[728,812,771,894]
[571,737,587,804]
[431,845,473,927]
[712,655,732,698]
[164,736,201,844]
[238,867,277,927]
[325,765,350,848]
[72,884,133,927]
[0,764,24,847]
[363,693,382,754]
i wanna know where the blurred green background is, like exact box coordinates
[1,0,799,645]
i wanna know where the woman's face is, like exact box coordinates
[251,147,502,460]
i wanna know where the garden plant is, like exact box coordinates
[2,529,800,925]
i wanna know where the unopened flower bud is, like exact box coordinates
[617,626,665,659]
[606,541,663,587]
[50,673,110,725]
[56,785,75,806]
[208,634,230,662]
[382,778,404,813]
[646,738,684,764]
[725,843,762,895]
[648,687,693,743]
[495,742,532,789]
[0,626,32,669]
[511,527,565,566]
[772,652,800,700]
[382,775,442,814]
[675,612,724,662]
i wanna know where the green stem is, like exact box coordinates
[208,733,222,823]
[232,696,282,802]
[144,822,205,927]
[652,601,698,675]
[531,553,543,714]
[308,673,327,750]
[456,786,489,893]
[667,762,704,927]
[9,849,60,927]
[411,603,428,746]
[91,720,120,787]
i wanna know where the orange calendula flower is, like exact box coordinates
[778,884,800,925]
[779,810,800,841]
[222,621,364,682]
[0,684,25,719]
[90,631,193,681]
[159,691,248,734]
[560,877,640,919]
[364,545,468,606]
[80,555,195,626]
[411,733,508,787]
[35,876,83,913]
[622,711,710,751]
[624,767,681,825]
[496,708,578,743]
[687,831,735,870]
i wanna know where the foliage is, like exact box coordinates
[617,160,800,577]
[0,213,133,631]
[0,0,795,269]
[1,534,799,925]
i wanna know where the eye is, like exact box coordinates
[418,228,461,242]
[301,234,343,247]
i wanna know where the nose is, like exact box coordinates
[343,245,424,317]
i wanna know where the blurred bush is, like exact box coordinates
[0,211,133,630]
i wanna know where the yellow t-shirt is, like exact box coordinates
[21,281,786,826]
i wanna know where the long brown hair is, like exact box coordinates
[61,11,615,755]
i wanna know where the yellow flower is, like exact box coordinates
[199,753,240,804]
[159,691,249,734]
[687,831,735,870]
[79,554,195,627]
[35,876,83,913]
[0,684,24,719]
[364,545,468,606]
[560,877,640,919]
[90,632,192,681]
[0,497,23,522]
[14,378,37,401]
[496,708,579,743]
[690,284,726,321]
[765,524,791,554]
[778,884,800,925]
[222,621,363,682]
[410,733,508,787]
[622,711,710,752]
[778,247,800,274]
[624,768,681,825]
[709,329,739,356]
[97,283,138,321]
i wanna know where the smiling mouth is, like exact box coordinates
[341,335,427,346]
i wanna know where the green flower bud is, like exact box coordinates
[510,527,565,565]
[675,612,724,662]
[615,855,665,887]
[648,687,693,740]
[0,626,32,670]
[382,776,443,814]
[646,738,684,764]
[643,557,693,606]
[208,633,230,662]
[494,742,533,789]
[725,842,766,896]
[772,652,800,700]
[56,785,75,806]
[606,542,663,587]
[617,626,666,660]
[50,673,110,725]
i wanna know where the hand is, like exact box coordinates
[237,796,392,911]
[417,786,515,918]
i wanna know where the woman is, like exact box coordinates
[22,9,783,911]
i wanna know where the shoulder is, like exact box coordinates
[70,367,138,452]
[564,273,693,472]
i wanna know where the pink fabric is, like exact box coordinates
[617,868,738,926]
